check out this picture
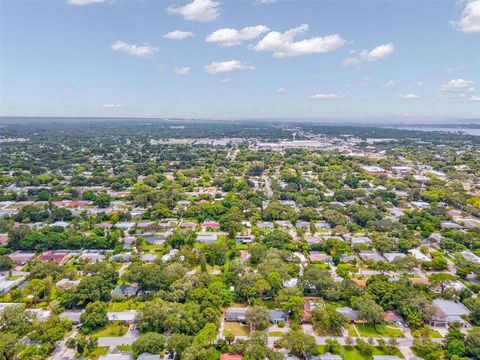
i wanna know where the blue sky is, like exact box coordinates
[1,0,479,120]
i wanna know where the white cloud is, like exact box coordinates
[206,25,269,47]
[309,93,345,100]
[417,81,423,87]
[396,94,421,100]
[440,78,475,92]
[446,65,466,73]
[204,60,254,74]
[173,66,191,75]
[221,78,232,83]
[111,40,157,57]
[163,30,194,40]
[68,0,108,5]
[451,0,480,33]
[276,88,287,93]
[167,0,220,22]
[253,0,276,5]
[470,95,480,101]
[342,43,394,66]
[378,80,397,89]
[253,24,345,58]
[102,103,123,108]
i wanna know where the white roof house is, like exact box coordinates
[408,248,431,262]
[107,311,137,322]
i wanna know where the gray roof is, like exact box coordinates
[137,353,162,360]
[432,300,470,317]
[373,356,402,360]
[270,309,288,322]
[336,306,360,321]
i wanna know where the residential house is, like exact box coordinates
[137,354,161,360]
[225,307,247,323]
[38,250,70,265]
[275,220,293,229]
[408,248,431,262]
[220,355,242,360]
[372,356,402,360]
[305,236,322,245]
[309,251,333,264]
[339,254,356,263]
[430,299,470,328]
[441,221,463,230]
[201,220,220,230]
[79,250,105,263]
[257,222,274,229]
[383,253,406,263]
[146,234,167,245]
[110,252,132,263]
[107,311,137,323]
[270,310,288,324]
[239,250,251,263]
[235,235,255,244]
[315,221,331,230]
[459,250,480,265]
[9,251,35,265]
[296,221,311,230]
[336,307,363,323]
[359,250,385,262]
[349,236,372,246]
[197,233,217,243]
[111,284,140,298]
[141,254,157,263]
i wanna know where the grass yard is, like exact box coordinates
[223,322,250,336]
[92,322,129,337]
[116,345,132,351]
[268,331,284,337]
[108,300,145,311]
[317,346,404,360]
[313,263,331,270]
[140,243,164,252]
[87,346,109,360]
[411,326,442,338]
[347,324,360,337]
[353,324,404,338]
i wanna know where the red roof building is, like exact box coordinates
[0,234,8,246]
[201,221,220,229]
[220,355,242,360]
[39,250,69,265]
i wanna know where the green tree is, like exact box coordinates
[311,300,347,336]
[352,294,384,325]
[465,327,480,359]
[280,331,317,357]
[132,332,166,359]
[80,301,108,333]
[0,255,13,271]
[246,306,271,331]
[0,332,19,360]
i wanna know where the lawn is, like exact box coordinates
[411,326,442,338]
[268,331,284,337]
[86,346,109,360]
[352,324,404,338]
[223,322,250,336]
[116,345,132,351]
[317,346,404,360]
[347,324,360,337]
[140,243,164,252]
[108,300,145,311]
[92,322,129,337]
[314,263,331,270]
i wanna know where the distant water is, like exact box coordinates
[394,126,480,136]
